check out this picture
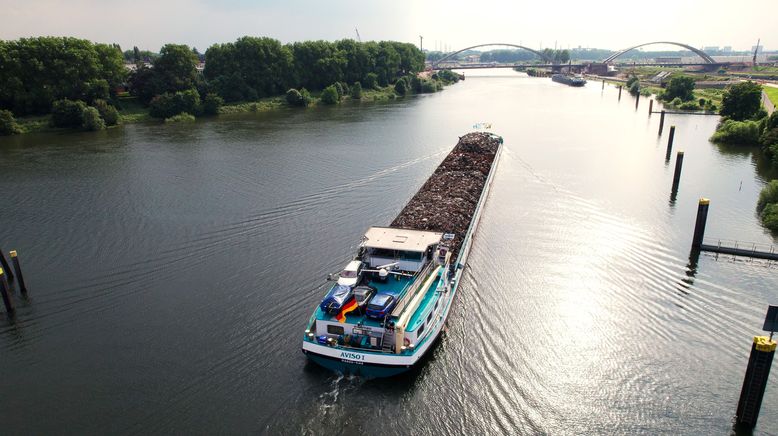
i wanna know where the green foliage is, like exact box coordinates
[205,37,292,99]
[420,79,438,93]
[758,180,778,212]
[320,85,340,105]
[286,88,308,107]
[394,79,408,96]
[351,82,363,99]
[435,69,460,84]
[154,44,199,93]
[0,37,127,115]
[338,82,350,96]
[710,119,761,145]
[149,89,202,119]
[82,106,106,131]
[662,76,695,102]
[203,93,224,115]
[50,99,87,128]
[0,110,21,135]
[628,81,640,96]
[334,82,345,98]
[625,76,638,88]
[760,203,778,232]
[720,81,763,121]
[164,112,196,123]
[762,128,778,151]
[93,99,119,126]
[364,73,379,90]
[679,101,701,111]
[670,97,683,107]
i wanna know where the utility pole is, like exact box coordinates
[355,27,361,42]
[753,38,760,66]
[419,35,423,52]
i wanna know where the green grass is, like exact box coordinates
[117,95,150,123]
[219,97,286,114]
[764,86,778,106]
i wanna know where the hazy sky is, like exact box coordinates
[2,0,776,52]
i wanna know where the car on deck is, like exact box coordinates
[365,293,396,319]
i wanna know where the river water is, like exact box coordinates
[1,69,777,434]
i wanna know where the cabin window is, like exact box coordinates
[427,313,432,323]
[434,301,439,310]
[327,325,345,335]
[417,324,425,336]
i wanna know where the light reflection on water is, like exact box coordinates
[0,69,776,434]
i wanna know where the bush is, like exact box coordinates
[93,99,119,125]
[364,73,379,90]
[164,112,196,123]
[351,82,362,99]
[51,99,87,128]
[320,85,339,105]
[436,69,460,84]
[82,106,106,131]
[628,81,640,96]
[338,82,350,96]
[710,119,761,145]
[149,89,201,118]
[394,79,408,96]
[203,93,223,115]
[720,81,763,121]
[420,79,438,93]
[625,76,638,88]
[662,76,695,102]
[760,203,778,232]
[679,101,701,111]
[670,97,683,107]
[761,128,778,151]
[286,89,304,106]
[333,82,345,98]
[699,98,707,107]
[0,110,22,135]
[758,180,778,212]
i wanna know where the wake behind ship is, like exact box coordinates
[302,132,503,377]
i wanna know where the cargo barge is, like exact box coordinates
[301,132,503,377]
[552,73,586,87]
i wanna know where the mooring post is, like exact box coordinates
[692,198,710,249]
[736,336,776,428]
[659,110,666,135]
[0,249,13,282]
[667,125,676,150]
[602,79,605,90]
[10,250,27,294]
[635,92,640,108]
[672,151,684,193]
[618,85,622,100]
[0,268,13,314]
[649,99,654,115]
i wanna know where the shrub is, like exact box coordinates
[333,82,344,98]
[82,106,106,131]
[149,89,201,118]
[710,119,761,145]
[203,93,223,115]
[320,85,339,105]
[760,203,778,232]
[286,89,305,106]
[364,73,379,90]
[0,110,22,135]
[436,69,460,84]
[394,79,408,96]
[351,82,362,99]
[720,81,763,121]
[338,82,350,96]
[670,97,683,107]
[164,112,196,123]
[699,98,707,107]
[93,99,119,126]
[662,76,695,102]
[758,180,778,212]
[420,79,438,93]
[679,101,700,111]
[628,81,640,96]
[761,128,778,150]
[625,76,638,88]
[51,99,88,128]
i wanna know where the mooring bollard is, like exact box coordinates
[0,249,13,282]
[667,125,676,149]
[659,110,666,135]
[692,198,710,249]
[672,151,684,193]
[0,268,13,314]
[649,99,653,115]
[10,250,27,294]
[735,306,777,429]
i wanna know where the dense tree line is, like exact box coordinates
[0,37,126,115]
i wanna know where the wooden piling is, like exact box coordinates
[10,250,27,294]
[667,125,676,150]
[618,86,622,100]
[692,198,710,249]
[659,110,666,135]
[672,151,684,193]
[736,336,776,429]
[0,268,13,314]
[602,79,605,90]
[0,249,13,282]
[649,99,654,115]
[635,92,640,109]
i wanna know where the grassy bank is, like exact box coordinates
[764,86,778,106]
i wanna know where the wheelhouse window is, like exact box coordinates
[417,324,425,336]
[327,325,345,335]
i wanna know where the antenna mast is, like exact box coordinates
[355,28,362,42]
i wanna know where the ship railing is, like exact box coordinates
[390,260,435,318]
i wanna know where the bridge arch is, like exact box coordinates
[603,41,716,64]
[432,43,554,67]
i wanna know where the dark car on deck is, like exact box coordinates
[319,284,353,314]
[365,293,396,319]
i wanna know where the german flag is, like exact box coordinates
[335,298,359,323]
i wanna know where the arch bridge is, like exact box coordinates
[603,41,716,64]
[431,43,554,68]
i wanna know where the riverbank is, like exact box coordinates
[11,85,416,135]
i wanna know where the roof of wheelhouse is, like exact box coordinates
[362,227,443,252]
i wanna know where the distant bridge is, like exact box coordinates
[429,41,721,71]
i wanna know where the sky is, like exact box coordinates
[2,0,776,53]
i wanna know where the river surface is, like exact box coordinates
[1,69,777,435]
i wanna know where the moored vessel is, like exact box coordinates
[552,73,586,87]
[302,132,503,377]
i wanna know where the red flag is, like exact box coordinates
[335,298,359,323]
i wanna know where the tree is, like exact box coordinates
[351,82,362,99]
[364,73,379,90]
[149,89,202,118]
[50,99,87,128]
[154,44,199,93]
[394,79,408,96]
[133,46,141,63]
[662,76,695,102]
[82,106,106,131]
[93,99,119,125]
[0,110,21,135]
[203,93,224,115]
[720,81,764,121]
[320,85,339,104]
[286,88,307,106]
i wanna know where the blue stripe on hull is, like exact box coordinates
[305,353,411,378]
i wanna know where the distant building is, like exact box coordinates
[723,46,732,53]
[703,46,719,52]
